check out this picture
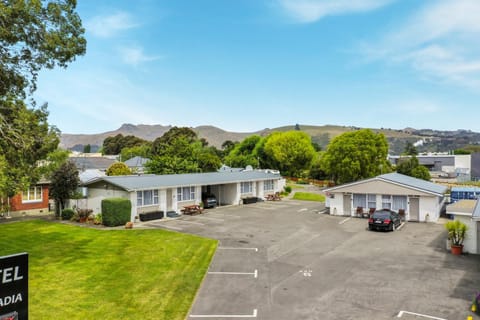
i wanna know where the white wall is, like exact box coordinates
[328,193,345,216]
[456,216,478,254]
[419,197,441,222]
[455,155,471,171]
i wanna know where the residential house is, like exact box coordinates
[325,173,447,222]
[1,179,50,217]
[124,156,149,174]
[80,169,285,221]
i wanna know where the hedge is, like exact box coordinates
[61,208,75,220]
[101,198,132,227]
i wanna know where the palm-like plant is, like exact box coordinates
[445,220,468,246]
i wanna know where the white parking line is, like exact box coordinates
[190,309,257,318]
[396,222,406,231]
[397,310,447,320]
[206,212,241,218]
[176,220,204,226]
[195,216,224,222]
[158,225,183,231]
[208,269,258,278]
[297,208,308,212]
[218,247,258,252]
[339,217,351,224]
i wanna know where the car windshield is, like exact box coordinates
[373,212,391,219]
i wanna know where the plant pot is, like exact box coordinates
[451,244,463,255]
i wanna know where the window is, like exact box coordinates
[382,195,392,209]
[22,186,42,203]
[353,194,366,208]
[241,182,253,194]
[264,180,274,191]
[137,190,159,207]
[367,194,376,208]
[177,186,195,202]
[392,195,407,211]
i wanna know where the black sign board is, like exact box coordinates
[0,253,28,320]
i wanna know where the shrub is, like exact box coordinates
[445,220,468,246]
[94,214,102,225]
[284,186,292,194]
[61,208,75,220]
[101,198,132,227]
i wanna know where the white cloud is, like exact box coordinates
[278,0,395,23]
[362,0,480,89]
[86,12,138,38]
[119,46,163,66]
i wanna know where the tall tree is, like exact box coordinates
[0,0,86,197]
[403,141,418,156]
[396,156,431,181]
[106,162,132,176]
[49,160,80,216]
[224,135,262,168]
[147,127,221,174]
[321,129,391,184]
[103,134,148,155]
[263,131,316,177]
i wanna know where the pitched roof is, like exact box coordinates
[70,157,116,170]
[124,156,150,167]
[378,173,447,195]
[473,200,480,220]
[83,170,282,191]
[325,172,447,196]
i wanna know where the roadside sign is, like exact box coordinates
[0,253,28,320]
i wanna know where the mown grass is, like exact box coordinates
[292,192,326,202]
[0,220,217,320]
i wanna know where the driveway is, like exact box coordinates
[145,200,480,320]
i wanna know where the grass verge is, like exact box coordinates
[292,192,326,202]
[0,220,217,320]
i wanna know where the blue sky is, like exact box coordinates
[35,0,480,134]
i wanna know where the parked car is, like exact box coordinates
[368,209,401,231]
[202,194,217,208]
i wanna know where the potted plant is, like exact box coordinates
[445,220,467,255]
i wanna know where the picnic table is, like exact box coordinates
[181,204,203,215]
[265,193,281,201]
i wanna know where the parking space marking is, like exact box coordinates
[194,216,224,222]
[157,224,183,231]
[208,269,258,278]
[397,310,446,320]
[176,219,205,226]
[218,247,258,252]
[339,217,351,225]
[206,212,242,218]
[397,222,406,231]
[190,309,257,318]
[297,208,308,212]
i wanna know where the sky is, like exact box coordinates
[35,0,480,134]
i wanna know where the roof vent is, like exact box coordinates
[245,165,253,171]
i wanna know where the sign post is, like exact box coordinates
[0,253,28,320]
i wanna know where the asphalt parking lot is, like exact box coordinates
[145,200,480,320]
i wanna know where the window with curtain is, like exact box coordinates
[137,190,159,206]
[177,186,195,201]
[382,195,392,209]
[392,195,407,211]
[353,194,366,208]
[22,186,42,202]
[367,194,376,208]
[264,180,274,191]
[241,182,253,194]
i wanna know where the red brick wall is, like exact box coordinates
[9,185,49,212]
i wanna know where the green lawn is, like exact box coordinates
[292,192,326,202]
[0,220,217,320]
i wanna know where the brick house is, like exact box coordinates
[1,180,50,216]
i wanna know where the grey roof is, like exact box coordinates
[325,172,447,196]
[83,170,282,191]
[124,156,150,167]
[473,200,480,219]
[378,173,447,195]
[79,169,106,184]
[70,157,116,170]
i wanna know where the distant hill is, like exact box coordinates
[60,123,480,154]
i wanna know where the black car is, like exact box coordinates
[368,209,401,231]
[202,194,217,208]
